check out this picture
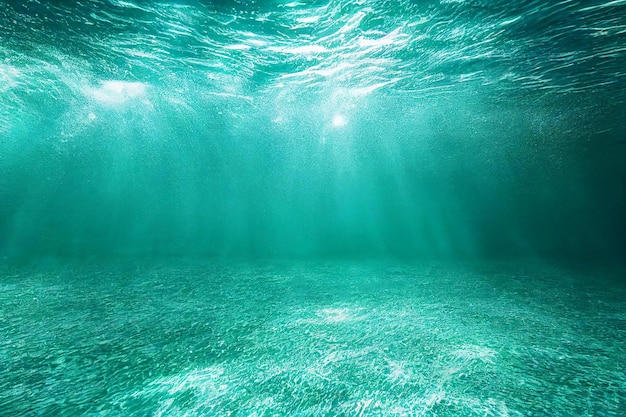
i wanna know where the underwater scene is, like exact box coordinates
[0,0,625,415]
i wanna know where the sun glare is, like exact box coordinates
[332,114,347,127]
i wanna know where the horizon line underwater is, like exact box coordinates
[0,0,625,416]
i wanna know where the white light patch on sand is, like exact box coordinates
[451,345,497,364]
[321,307,350,322]
[388,360,410,381]
[292,306,366,325]
[317,307,362,323]
[140,366,231,398]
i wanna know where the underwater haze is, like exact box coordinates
[1,0,626,416]
[1,0,625,260]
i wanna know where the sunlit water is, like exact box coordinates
[1,0,625,259]
[1,0,625,415]
[1,261,624,416]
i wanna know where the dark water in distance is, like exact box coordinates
[1,0,626,416]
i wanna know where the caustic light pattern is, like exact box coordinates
[1,262,625,416]
[0,0,625,416]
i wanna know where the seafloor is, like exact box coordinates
[1,260,624,416]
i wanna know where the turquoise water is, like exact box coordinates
[1,0,625,259]
[1,0,625,415]
[1,261,625,416]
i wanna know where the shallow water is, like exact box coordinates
[1,0,625,260]
[1,260,624,416]
[1,0,625,415]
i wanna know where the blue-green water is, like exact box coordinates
[1,0,625,259]
[1,261,625,416]
[1,0,625,415]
